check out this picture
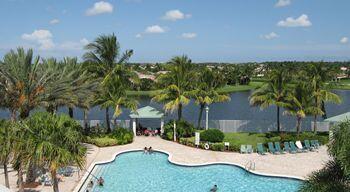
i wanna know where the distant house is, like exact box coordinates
[136,72,156,81]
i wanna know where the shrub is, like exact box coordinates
[201,129,224,143]
[211,143,225,151]
[85,136,118,147]
[162,120,195,140]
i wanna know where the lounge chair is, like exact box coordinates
[246,145,253,153]
[274,142,286,154]
[268,142,279,154]
[304,140,315,151]
[283,142,296,154]
[257,143,267,155]
[311,140,320,149]
[289,141,302,153]
[295,141,308,152]
[240,145,247,154]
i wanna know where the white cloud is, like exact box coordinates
[21,29,55,50]
[86,1,113,16]
[135,34,142,38]
[162,9,191,21]
[59,38,89,50]
[275,0,291,7]
[340,37,348,44]
[277,14,312,27]
[49,19,60,25]
[145,25,166,33]
[181,33,197,39]
[262,32,279,40]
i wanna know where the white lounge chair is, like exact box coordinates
[295,141,308,152]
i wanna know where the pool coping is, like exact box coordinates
[73,149,304,192]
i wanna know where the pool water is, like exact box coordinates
[82,151,301,192]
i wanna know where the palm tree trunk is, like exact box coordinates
[277,106,280,132]
[68,107,74,118]
[26,162,37,183]
[313,115,317,134]
[296,116,302,136]
[106,108,111,133]
[321,101,327,119]
[18,168,24,192]
[197,104,205,129]
[3,162,10,188]
[10,109,16,122]
[178,104,182,121]
[83,109,89,135]
[51,170,59,192]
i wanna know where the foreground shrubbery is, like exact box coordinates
[299,121,350,192]
[85,128,134,147]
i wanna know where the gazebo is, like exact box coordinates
[129,106,165,136]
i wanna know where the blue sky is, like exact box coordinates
[0,0,349,62]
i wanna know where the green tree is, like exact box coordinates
[153,55,196,120]
[305,62,341,133]
[190,67,230,128]
[0,120,13,188]
[25,112,86,192]
[249,64,291,132]
[84,34,133,131]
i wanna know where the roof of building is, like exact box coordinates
[324,112,350,122]
[129,106,164,119]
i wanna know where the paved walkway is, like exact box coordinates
[1,136,330,192]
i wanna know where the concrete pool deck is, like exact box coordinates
[1,136,330,192]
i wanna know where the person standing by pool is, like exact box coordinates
[210,184,218,192]
[97,177,104,186]
[144,147,148,154]
[148,146,153,154]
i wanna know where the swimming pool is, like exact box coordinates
[80,151,301,192]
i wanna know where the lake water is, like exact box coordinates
[1,90,349,131]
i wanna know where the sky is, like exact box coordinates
[0,0,350,63]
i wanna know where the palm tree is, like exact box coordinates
[95,76,138,132]
[24,112,86,192]
[283,82,322,136]
[0,120,13,188]
[300,120,350,192]
[83,34,133,131]
[249,64,291,132]
[190,67,230,128]
[153,55,196,120]
[305,62,341,133]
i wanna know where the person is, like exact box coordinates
[144,147,148,154]
[210,184,218,192]
[148,146,153,154]
[97,176,104,186]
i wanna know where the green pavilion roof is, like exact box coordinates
[129,106,164,119]
[324,112,350,122]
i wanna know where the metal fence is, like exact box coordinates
[77,119,330,133]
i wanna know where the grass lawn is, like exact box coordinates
[127,81,264,97]
[223,133,268,148]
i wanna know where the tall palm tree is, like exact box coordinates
[283,82,322,136]
[17,112,86,192]
[249,64,291,132]
[153,55,196,120]
[83,34,133,131]
[305,62,341,133]
[190,67,230,128]
[95,76,138,132]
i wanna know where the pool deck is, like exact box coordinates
[1,136,330,192]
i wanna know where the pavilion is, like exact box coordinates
[129,106,165,136]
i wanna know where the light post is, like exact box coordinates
[205,105,209,130]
